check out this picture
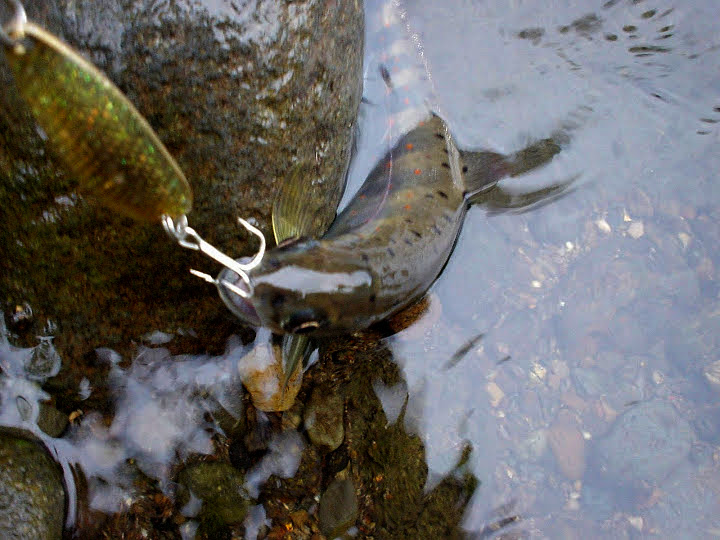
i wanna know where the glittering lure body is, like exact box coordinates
[217,114,544,336]
[2,22,192,221]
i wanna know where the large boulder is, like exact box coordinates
[0,0,363,366]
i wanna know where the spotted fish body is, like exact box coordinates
[2,23,192,221]
[216,1,565,335]
[219,114,516,335]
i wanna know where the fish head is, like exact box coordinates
[217,243,375,335]
[217,259,336,334]
[254,285,331,335]
[216,267,262,327]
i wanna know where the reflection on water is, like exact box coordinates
[1,0,720,537]
[381,0,720,537]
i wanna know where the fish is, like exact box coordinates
[214,112,567,336]
[1,17,192,221]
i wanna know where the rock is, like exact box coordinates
[0,0,363,369]
[304,386,345,451]
[318,477,358,539]
[36,403,69,438]
[591,399,694,487]
[547,410,586,480]
[0,430,66,539]
[703,359,720,393]
[238,330,302,412]
[177,462,250,526]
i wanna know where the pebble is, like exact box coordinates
[318,478,358,539]
[548,410,586,480]
[591,399,694,487]
[238,331,302,412]
[703,360,720,392]
[627,221,644,239]
[36,404,68,438]
[486,381,505,407]
[595,218,612,234]
[304,386,345,451]
[177,462,250,525]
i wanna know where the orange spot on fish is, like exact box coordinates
[414,168,422,175]
[386,161,393,169]
[406,143,414,150]
[350,210,358,216]
[359,194,367,199]
[404,97,410,105]
[404,204,411,210]
[418,121,425,126]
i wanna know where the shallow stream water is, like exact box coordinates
[1,0,719,538]
[354,0,720,536]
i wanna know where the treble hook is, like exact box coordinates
[0,0,27,48]
[162,215,266,298]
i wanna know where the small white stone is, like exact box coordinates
[678,232,691,249]
[627,516,643,531]
[627,221,644,239]
[486,382,505,407]
[596,218,612,234]
[531,280,542,288]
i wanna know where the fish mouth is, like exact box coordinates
[281,308,328,335]
[217,267,261,327]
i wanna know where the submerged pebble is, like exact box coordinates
[177,462,250,526]
[591,399,694,487]
[304,386,345,451]
[548,410,586,481]
[319,477,358,539]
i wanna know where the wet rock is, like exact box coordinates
[0,430,65,539]
[36,403,69,438]
[238,330,302,412]
[547,410,586,480]
[304,385,345,451]
[318,477,358,539]
[644,459,720,538]
[177,461,250,526]
[0,0,363,368]
[591,399,695,488]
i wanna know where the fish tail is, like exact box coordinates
[459,148,513,199]
[460,132,564,202]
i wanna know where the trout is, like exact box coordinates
[215,113,565,335]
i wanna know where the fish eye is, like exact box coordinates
[271,293,287,309]
[282,309,327,334]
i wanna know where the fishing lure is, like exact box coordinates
[1,0,191,221]
[2,1,265,284]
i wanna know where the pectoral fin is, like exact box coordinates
[280,334,315,390]
[272,165,329,243]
